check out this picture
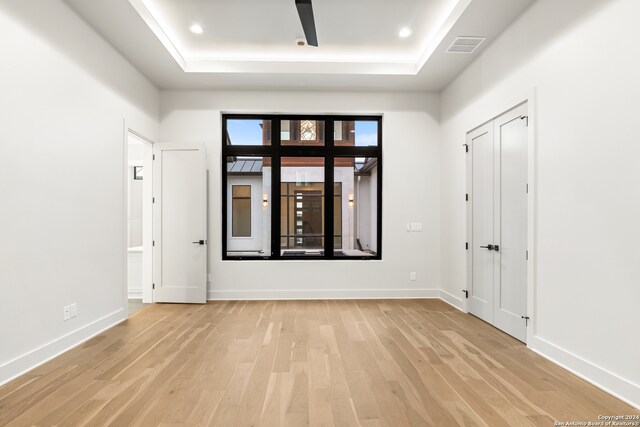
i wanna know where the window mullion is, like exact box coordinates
[271,120,281,260]
[324,120,335,259]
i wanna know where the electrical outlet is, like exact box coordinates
[70,303,77,318]
[410,272,417,281]
[63,306,70,321]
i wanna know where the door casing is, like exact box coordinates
[123,125,156,313]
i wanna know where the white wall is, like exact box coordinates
[0,0,159,384]
[160,90,441,299]
[440,0,640,407]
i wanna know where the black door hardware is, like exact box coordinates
[192,240,206,245]
[480,244,500,251]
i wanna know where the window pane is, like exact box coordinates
[232,198,251,237]
[281,120,291,140]
[334,120,378,147]
[334,194,342,249]
[226,119,271,146]
[334,157,378,257]
[281,120,325,146]
[226,156,271,257]
[232,185,251,198]
[281,157,325,256]
[334,120,343,141]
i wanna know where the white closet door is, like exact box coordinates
[494,104,528,342]
[467,103,529,343]
[152,143,207,304]
[468,122,495,323]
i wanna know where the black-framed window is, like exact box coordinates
[222,115,382,260]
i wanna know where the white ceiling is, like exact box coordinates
[64,0,534,90]
[142,0,456,61]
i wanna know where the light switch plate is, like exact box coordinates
[70,303,77,318]
[63,306,70,321]
[410,222,423,232]
[410,272,417,281]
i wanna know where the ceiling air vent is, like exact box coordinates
[447,37,486,54]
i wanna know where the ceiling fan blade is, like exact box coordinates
[295,0,318,47]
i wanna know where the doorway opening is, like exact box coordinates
[126,131,154,313]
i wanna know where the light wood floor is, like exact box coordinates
[0,300,636,426]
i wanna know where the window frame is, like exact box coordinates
[222,114,382,261]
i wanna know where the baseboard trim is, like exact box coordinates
[207,289,440,301]
[128,289,142,299]
[0,308,127,387]
[440,290,466,312]
[529,336,640,410]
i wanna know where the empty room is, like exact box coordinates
[1,0,639,425]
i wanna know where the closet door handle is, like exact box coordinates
[480,244,494,250]
[493,245,500,252]
[192,240,205,245]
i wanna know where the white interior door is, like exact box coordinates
[468,122,496,323]
[153,143,207,304]
[467,103,528,342]
[494,104,528,342]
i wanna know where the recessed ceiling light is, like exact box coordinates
[399,28,412,38]
[189,24,204,34]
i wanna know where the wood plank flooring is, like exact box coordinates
[0,300,636,426]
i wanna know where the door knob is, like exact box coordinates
[192,240,205,245]
[480,244,494,250]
